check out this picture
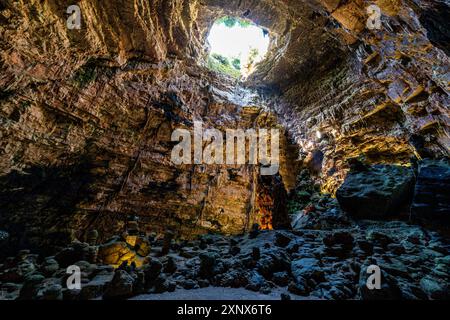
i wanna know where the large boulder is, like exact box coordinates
[411,159,450,226]
[98,240,136,266]
[291,258,324,283]
[256,250,291,279]
[142,257,163,289]
[419,276,449,300]
[336,164,415,218]
[40,257,59,277]
[103,270,135,299]
[198,252,220,278]
[18,274,45,300]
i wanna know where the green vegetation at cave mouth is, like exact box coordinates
[207,53,242,79]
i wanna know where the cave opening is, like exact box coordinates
[206,16,270,78]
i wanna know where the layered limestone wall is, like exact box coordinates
[267,0,449,193]
[0,0,448,250]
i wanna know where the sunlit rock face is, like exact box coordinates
[268,0,450,194]
[0,0,448,249]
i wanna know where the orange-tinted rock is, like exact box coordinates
[376,0,402,16]
[331,1,366,33]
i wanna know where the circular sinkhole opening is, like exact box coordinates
[206,16,270,79]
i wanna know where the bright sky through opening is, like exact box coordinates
[207,18,270,76]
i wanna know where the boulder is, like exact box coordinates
[80,273,114,300]
[420,276,449,300]
[98,240,135,266]
[229,245,241,255]
[272,271,289,286]
[103,270,134,299]
[291,258,324,284]
[356,240,374,255]
[180,278,198,290]
[153,274,173,293]
[18,274,45,300]
[323,231,354,247]
[366,230,394,247]
[216,269,249,288]
[336,164,414,218]
[163,256,177,274]
[245,271,266,291]
[0,255,38,283]
[40,257,59,277]
[55,241,92,267]
[135,237,151,257]
[199,252,220,278]
[0,283,21,300]
[288,280,309,296]
[411,159,450,226]
[256,250,290,279]
[280,293,291,300]
[142,257,163,287]
[274,231,292,247]
[251,247,260,261]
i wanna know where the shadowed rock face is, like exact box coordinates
[411,159,450,225]
[336,164,415,219]
[0,0,449,249]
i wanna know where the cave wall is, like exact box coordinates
[0,0,448,249]
[0,52,293,247]
[0,0,301,248]
[265,0,450,193]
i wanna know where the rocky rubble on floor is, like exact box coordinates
[0,219,449,300]
[291,197,352,230]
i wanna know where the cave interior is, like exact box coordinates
[0,0,449,300]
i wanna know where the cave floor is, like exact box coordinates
[134,221,449,300]
[1,218,449,300]
[131,287,312,300]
